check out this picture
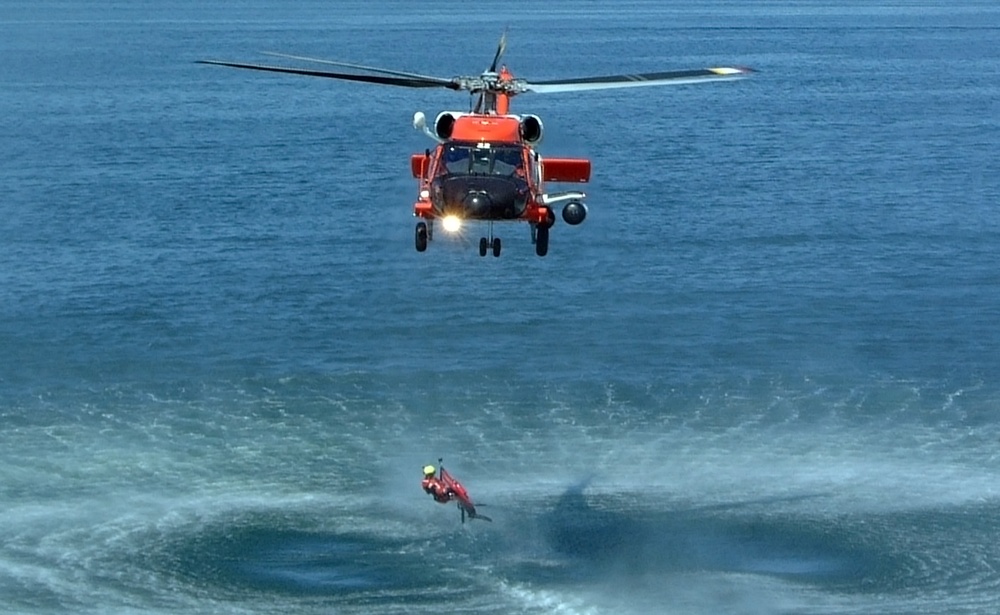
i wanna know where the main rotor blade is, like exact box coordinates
[489,29,508,73]
[197,59,457,89]
[260,51,455,85]
[523,67,753,94]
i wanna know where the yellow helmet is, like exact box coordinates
[423,465,436,476]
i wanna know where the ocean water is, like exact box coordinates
[3,1,1000,613]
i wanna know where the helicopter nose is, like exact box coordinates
[435,175,521,219]
[462,190,492,215]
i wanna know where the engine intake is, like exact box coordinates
[519,114,543,144]
[434,112,460,139]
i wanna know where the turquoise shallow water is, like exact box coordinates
[2,1,1000,613]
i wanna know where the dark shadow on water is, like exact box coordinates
[504,482,902,591]
[138,492,995,604]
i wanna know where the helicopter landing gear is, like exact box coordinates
[479,222,501,257]
[534,224,549,257]
[415,221,428,252]
[479,236,501,257]
[530,209,554,257]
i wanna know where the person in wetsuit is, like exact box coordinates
[421,465,454,503]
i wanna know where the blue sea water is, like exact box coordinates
[3,1,1000,613]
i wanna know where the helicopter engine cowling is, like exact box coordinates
[562,201,588,225]
[519,114,543,145]
[434,112,463,140]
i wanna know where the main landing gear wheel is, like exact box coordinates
[415,222,428,252]
[492,237,501,257]
[479,237,488,257]
[535,225,549,257]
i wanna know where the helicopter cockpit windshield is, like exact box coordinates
[442,144,524,178]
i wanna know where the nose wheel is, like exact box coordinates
[479,222,501,257]
[479,236,501,257]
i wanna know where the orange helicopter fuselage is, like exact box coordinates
[410,113,590,225]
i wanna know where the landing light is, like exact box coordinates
[442,215,462,233]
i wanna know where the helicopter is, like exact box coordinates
[199,33,752,257]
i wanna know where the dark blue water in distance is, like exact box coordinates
[3,1,1000,613]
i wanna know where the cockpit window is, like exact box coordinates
[440,144,523,177]
[491,148,524,176]
[443,146,470,173]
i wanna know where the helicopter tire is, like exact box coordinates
[479,237,488,257]
[492,237,501,257]
[415,222,428,252]
[535,225,549,257]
